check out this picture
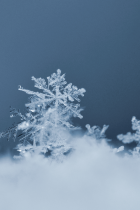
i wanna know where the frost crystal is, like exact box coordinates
[85,124,109,139]
[0,69,86,159]
[117,116,140,144]
[117,116,140,155]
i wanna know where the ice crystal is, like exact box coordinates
[117,116,140,155]
[85,124,109,139]
[117,116,140,144]
[113,146,124,153]
[0,69,86,159]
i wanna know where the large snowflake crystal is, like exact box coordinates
[0,69,86,159]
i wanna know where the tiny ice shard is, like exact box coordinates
[113,146,124,153]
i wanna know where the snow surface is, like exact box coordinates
[0,136,139,210]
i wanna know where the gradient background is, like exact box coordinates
[0,0,140,154]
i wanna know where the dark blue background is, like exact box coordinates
[0,0,140,154]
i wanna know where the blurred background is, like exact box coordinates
[0,0,140,155]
